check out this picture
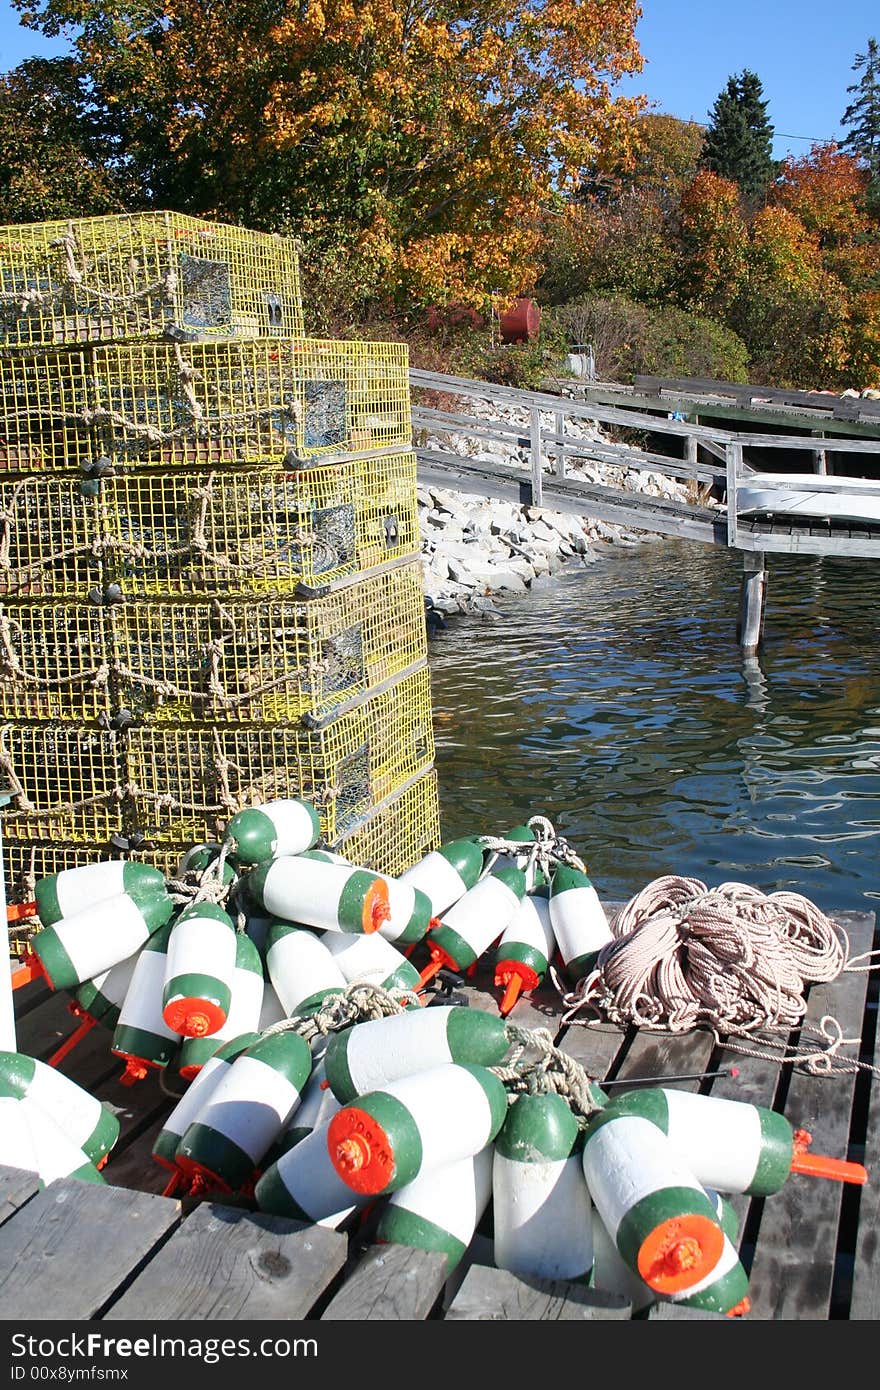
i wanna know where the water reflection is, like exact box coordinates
[427,541,880,915]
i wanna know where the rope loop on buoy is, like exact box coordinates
[165,839,236,913]
[476,814,587,884]
[556,874,880,1078]
[492,1021,604,1127]
[261,980,419,1047]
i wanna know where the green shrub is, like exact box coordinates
[551,292,750,383]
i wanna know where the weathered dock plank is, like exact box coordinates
[0,1162,39,1228]
[0,1179,181,1319]
[445,1264,631,1320]
[320,1243,450,1320]
[103,1202,347,1321]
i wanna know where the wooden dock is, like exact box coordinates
[2,905,877,1324]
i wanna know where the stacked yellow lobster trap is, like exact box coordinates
[0,210,440,908]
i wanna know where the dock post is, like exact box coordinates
[811,429,828,475]
[737,552,767,653]
[529,407,544,506]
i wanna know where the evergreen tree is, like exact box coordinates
[840,38,880,196]
[699,70,777,204]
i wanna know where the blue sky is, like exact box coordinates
[0,0,876,165]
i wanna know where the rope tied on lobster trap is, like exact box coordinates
[556,874,880,1079]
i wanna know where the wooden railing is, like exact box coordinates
[410,368,880,556]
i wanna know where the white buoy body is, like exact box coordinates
[255,1118,364,1228]
[549,865,612,980]
[111,923,181,1080]
[0,1097,104,1187]
[378,1146,493,1272]
[323,929,421,995]
[152,1033,260,1169]
[175,1031,312,1192]
[581,1107,725,1295]
[265,923,348,1017]
[162,903,238,1038]
[248,857,390,935]
[0,1049,119,1166]
[30,891,173,991]
[493,1092,593,1281]
[429,867,526,971]
[397,838,483,918]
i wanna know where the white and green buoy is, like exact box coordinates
[162,902,238,1038]
[492,885,556,1015]
[548,864,612,981]
[247,856,391,936]
[322,1003,510,1105]
[493,1091,594,1282]
[323,928,422,997]
[398,837,485,919]
[72,949,143,1031]
[376,1146,494,1273]
[223,798,321,865]
[0,1049,119,1168]
[34,860,167,928]
[110,921,182,1083]
[328,1061,509,1197]
[581,1098,726,1297]
[177,932,264,1079]
[152,1032,260,1171]
[29,888,174,992]
[265,921,348,1018]
[0,1096,105,1188]
[175,1028,313,1193]
[420,866,527,983]
[254,1116,366,1229]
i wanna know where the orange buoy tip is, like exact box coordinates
[789,1151,868,1185]
[334,1135,369,1173]
[119,1059,149,1085]
[638,1215,725,1294]
[498,973,523,1016]
[793,1128,813,1154]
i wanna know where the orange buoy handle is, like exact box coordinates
[789,1151,868,1185]
[6,901,38,923]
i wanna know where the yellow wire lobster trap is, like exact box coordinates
[0,337,410,473]
[333,768,441,879]
[109,561,429,726]
[0,723,126,843]
[0,559,428,725]
[0,601,112,722]
[0,454,420,600]
[0,211,303,347]
[124,661,435,848]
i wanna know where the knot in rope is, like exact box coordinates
[491,1021,604,1127]
[261,980,416,1047]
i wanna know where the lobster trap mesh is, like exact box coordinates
[333,768,442,878]
[0,211,303,347]
[0,723,126,843]
[124,661,434,847]
[0,338,410,473]
[0,455,420,599]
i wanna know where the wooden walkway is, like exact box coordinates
[2,906,877,1323]
[411,370,880,561]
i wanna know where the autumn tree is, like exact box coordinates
[676,170,748,318]
[841,37,880,198]
[13,0,645,317]
[0,57,129,222]
[699,69,777,206]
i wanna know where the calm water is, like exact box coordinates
[426,539,880,917]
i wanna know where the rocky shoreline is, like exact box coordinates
[417,394,694,619]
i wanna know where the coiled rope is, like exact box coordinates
[557,874,880,1077]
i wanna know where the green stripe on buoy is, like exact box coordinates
[495,1091,579,1163]
[376,1205,466,1269]
[337,868,386,932]
[616,1185,722,1272]
[445,1009,510,1068]
[176,1121,257,1193]
[111,1023,178,1070]
[751,1107,795,1196]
